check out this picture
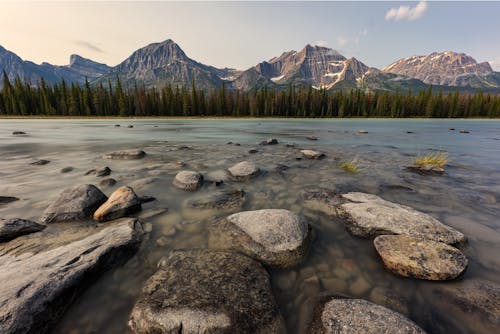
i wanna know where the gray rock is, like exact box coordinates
[93,186,142,222]
[185,190,246,210]
[339,192,466,245]
[0,218,45,242]
[249,148,259,154]
[129,250,284,334]
[103,149,146,160]
[40,184,108,224]
[228,161,260,181]
[300,188,344,216]
[309,296,425,334]
[209,209,312,268]
[60,166,74,173]
[0,218,144,334]
[172,170,203,191]
[301,149,325,160]
[0,196,19,205]
[374,235,468,280]
[99,178,117,187]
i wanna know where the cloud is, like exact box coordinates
[385,1,428,21]
[490,57,500,71]
[74,40,104,53]
[313,40,328,47]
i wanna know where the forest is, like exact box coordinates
[1,72,499,118]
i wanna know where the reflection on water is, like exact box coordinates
[0,119,499,334]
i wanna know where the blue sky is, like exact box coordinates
[1,1,499,70]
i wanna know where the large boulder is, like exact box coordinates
[172,170,204,191]
[209,209,312,268]
[184,190,246,210]
[338,192,466,245]
[128,250,284,334]
[309,296,425,334]
[228,161,260,181]
[374,235,468,280]
[0,218,46,242]
[103,149,146,160]
[93,186,142,222]
[0,218,144,334]
[40,184,108,224]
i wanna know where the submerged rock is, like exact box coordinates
[228,161,260,181]
[338,192,466,245]
[60,166,74,173]
[185,190,246,210]
[30,159,50,166]
[300,188,343,216]
[12,131,27,135]
[96,166,111,177]
[406,165,445,175]
[0,218,45,242]
[93,186,142,222]
[172,170,204,191]
[209,209,312,268]
[0,218,144,334]
[309,296,425,334]
[128,250,284,334]
[301,149,325,160]
[40,184,108,224]
[260,138,279,145]
[0,196,19,205]
[99,178,117,187]
[103,149,146,160]
[374,235,468,280]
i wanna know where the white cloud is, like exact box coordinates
[313,40,328,47]
[490,57,500,71]
[385,1,428,21]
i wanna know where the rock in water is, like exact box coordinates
[0,196,19,205]
[0,218,45,242]
[185,190,246,210]
[406,165,445,175]
[338,192,466,245]
[309,296,425,334]
[374,235,468,280]
[228,161,260,181]
[300,188,343,216]
[128,250,284,334]
[40,184,108,224]
[103,149,146,160]
[172,170,204,191]
[60,166,74,173]
[99,178,117,187]
[95,166,111,177]
[93,186,142,222]
[12,131,27,135]
[209,209,312,268]
[30,159,50,166]
[260,138,278,145]
[0,218,144,334]
[301,149,325,160]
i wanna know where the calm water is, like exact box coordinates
[0,119,499,334]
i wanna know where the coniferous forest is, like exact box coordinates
[1,72,499,118]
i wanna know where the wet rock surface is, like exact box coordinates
[93,186,142,222]
[96,166,112,177]
[0,218,46,242]
[374,235,468,280]
[185,189,246,210]
[172,170,204,191]
[129,250,284,334]
[103,149,146,160]
[228,161,260,181]
[300,188,344,216]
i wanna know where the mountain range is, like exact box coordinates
[1,39,500,93]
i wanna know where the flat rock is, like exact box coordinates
[129,250,284,334]
[309,296,425,334]
[172,170,203,191]
[93,186,142,222]
[228,161,260,181]
[339,192,466,245]
[185,190,246,210]
[0,218,144,334]
[300,188,343,216]
[209,209,312,268]
[0,196,19,205]
[40,184,108,224]
[0,218,45,242]
[374,235,468,280]
[406,165,445,175]
[301,149,325,159]
[103,149,146,160]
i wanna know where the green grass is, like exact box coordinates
[338,160,359,173]
[414,152,449,168]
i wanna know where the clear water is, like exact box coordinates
[0,119,499,334]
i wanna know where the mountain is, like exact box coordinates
[0,45,111,87]
[382,51,500,88]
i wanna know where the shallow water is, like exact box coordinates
[0,119,499,334]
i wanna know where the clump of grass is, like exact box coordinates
[414,152,449,168]
[338,160,359,173]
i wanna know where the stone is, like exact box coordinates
[185,190,246,210]
[349,276,371,295]
[93,186,142,222]
[301,149,325,160]
[260,138,278,145]
[30,159,50,166]
[307,136,318,141]
[95,166,111,177]
[249,148,259,154]
[12,131,27,135]
[114,124,120,127]
[309,296,425,334]
[0,196,19,205]
[374,235,468,280]
[103,149,146,160]
[406,165,445,175]
[0,218,45,242]
[358,130,369,134]
[138,195,156,204]
[172,170,203,191]
[99,178,117,187]
[228,161,260,181]
[209,209,312,268]
[459,130,470,134]
[0,218,144,334]
[206,169,233,184]
[300,188,343,216]
[60,166,74,173]
[129,250,284,334]
[40,184,108,224]
[339,192,466,245]
[127,125,134,128]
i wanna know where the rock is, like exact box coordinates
[96,166,111,177]
[30,159,50,166]
[172,170,203,191]
[0,218,144,334]
[357,130,369,134]
[300,188,343,216]
[40,184,108,224]
[165,161,186,169]
[406,165,445,175]
[309,296,425,334]
[127,125,134,128]
[459,130,470,134]
[99,178,117,187]
[209,209,312,268]
[249,148,259,154]
[286,143,296,148]
[114,124,120,127]
[301,149,325,160]
[0,218,45,242]
[84,168,96,175]
[93,186,142,222]
[228,161,260,181]
[349,276,371,295]
[0,196,19,205]
[260,138,278,145]
[103,149,146,160]
[129,250,284,334]
[138,195,156,204]
[12,131,27,135]
[406,131,415,134]
[206,169,233,184]
[374,235,468,280]
[449,128,455,131]
[60,166,74,173]
[307,136,318,141]
[185,190,246,210]
[338,192,466,245]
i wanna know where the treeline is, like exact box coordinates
[1,72,499,118]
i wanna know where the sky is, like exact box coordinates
[1,1,500,71]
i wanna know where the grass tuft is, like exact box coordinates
[414,152,449,168]
[338,160,359,174]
